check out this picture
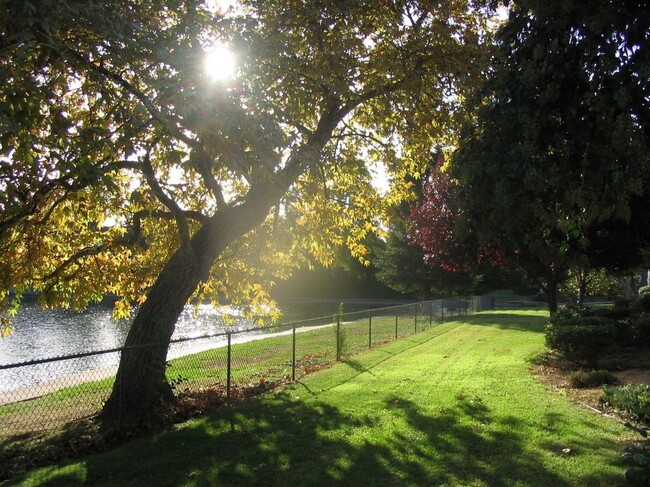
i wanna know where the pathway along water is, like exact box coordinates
[0,321,336,405]
[0,302,261,395]
[0,299,386,396]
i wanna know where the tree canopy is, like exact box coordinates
[451,0,650,313]
[406,161,509,295]
[0,0,495,423]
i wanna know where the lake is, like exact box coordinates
[0,299,392,394]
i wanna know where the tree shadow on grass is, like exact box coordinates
[366,396,624,487]
[340,358,375,374]
[462,312,550,334]
[25,391,625,487]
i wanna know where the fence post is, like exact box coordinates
[429,300,433,327]
[395,310,399,339]
[118,350,123,430]
[226,332,232,405]
[368,313,372,349]
[336,313,341,361]
[292,323,296,381]
[441,301,445,322]
[414,305,418,333]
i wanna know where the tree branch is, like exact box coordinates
[334,123,390,148]
[42,244,106,283]
[189,147,226,209]
[140,141,192,249]
[0,159,143,238]
[63,47,202,153]
[41,207,206,285]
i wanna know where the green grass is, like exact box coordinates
[0,311,435,455]
[9,310,631,486]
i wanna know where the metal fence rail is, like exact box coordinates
[0,297,491,470]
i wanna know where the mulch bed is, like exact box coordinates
[530,348,650,415]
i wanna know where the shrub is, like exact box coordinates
[630,314,650,348]
[568,370,618,388]
[590,307,631,320]
[547,303,650,366]
[614,298,632,309]
[632,294,650,314]
[621,423,650,486]
[551,304,588,324]
[639,286,650,297]
[601,384,650,424]
[604,387,650,483]
[546,321,616,367]
[550,314,611,328]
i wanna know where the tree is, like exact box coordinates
[559,266,624,306]
[0,0,494,424]
[375,218,453,298]
[405,162,507,295]
[375,154,472,298]
[409,164,475,273]
[451,0,650,314]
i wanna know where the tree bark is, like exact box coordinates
[546,269,559,317]
[101,189,280,425]
[100,104,346,426]
[100,247,204,425]
[577,279,587,307]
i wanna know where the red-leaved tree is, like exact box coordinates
[408,166,506,280]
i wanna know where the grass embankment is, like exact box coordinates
[1,310,425,444]
[10,310,630,486]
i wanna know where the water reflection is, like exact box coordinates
[0,302,258,394]
[0,303,258,364]
[0,300,376,394]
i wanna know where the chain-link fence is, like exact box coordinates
[0,297,491,473]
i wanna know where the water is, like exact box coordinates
[0,303,263,394]
[0,302,258,365]
[0,299,359,394]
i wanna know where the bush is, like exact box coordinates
[630,314,650,348]
[621,423,650,486]
[547,303,650,365]
[632,294,650,314]
[550,314,612,328]
[551,304,588,324]
[639,286,650,297]
[546,321,616,367]
[591,306,631,320]
[552,305,628,323]
[615,298,632,309]
[601,384,650,425]
[568,370,618,388]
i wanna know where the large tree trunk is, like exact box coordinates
[100,109,343,426]
[100,248,204,425]
[546,268,560,317]
[577,279,587,307]
[101,192,279,426]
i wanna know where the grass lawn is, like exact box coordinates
[9,310,631,486]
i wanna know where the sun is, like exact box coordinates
[204,46,236,81]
